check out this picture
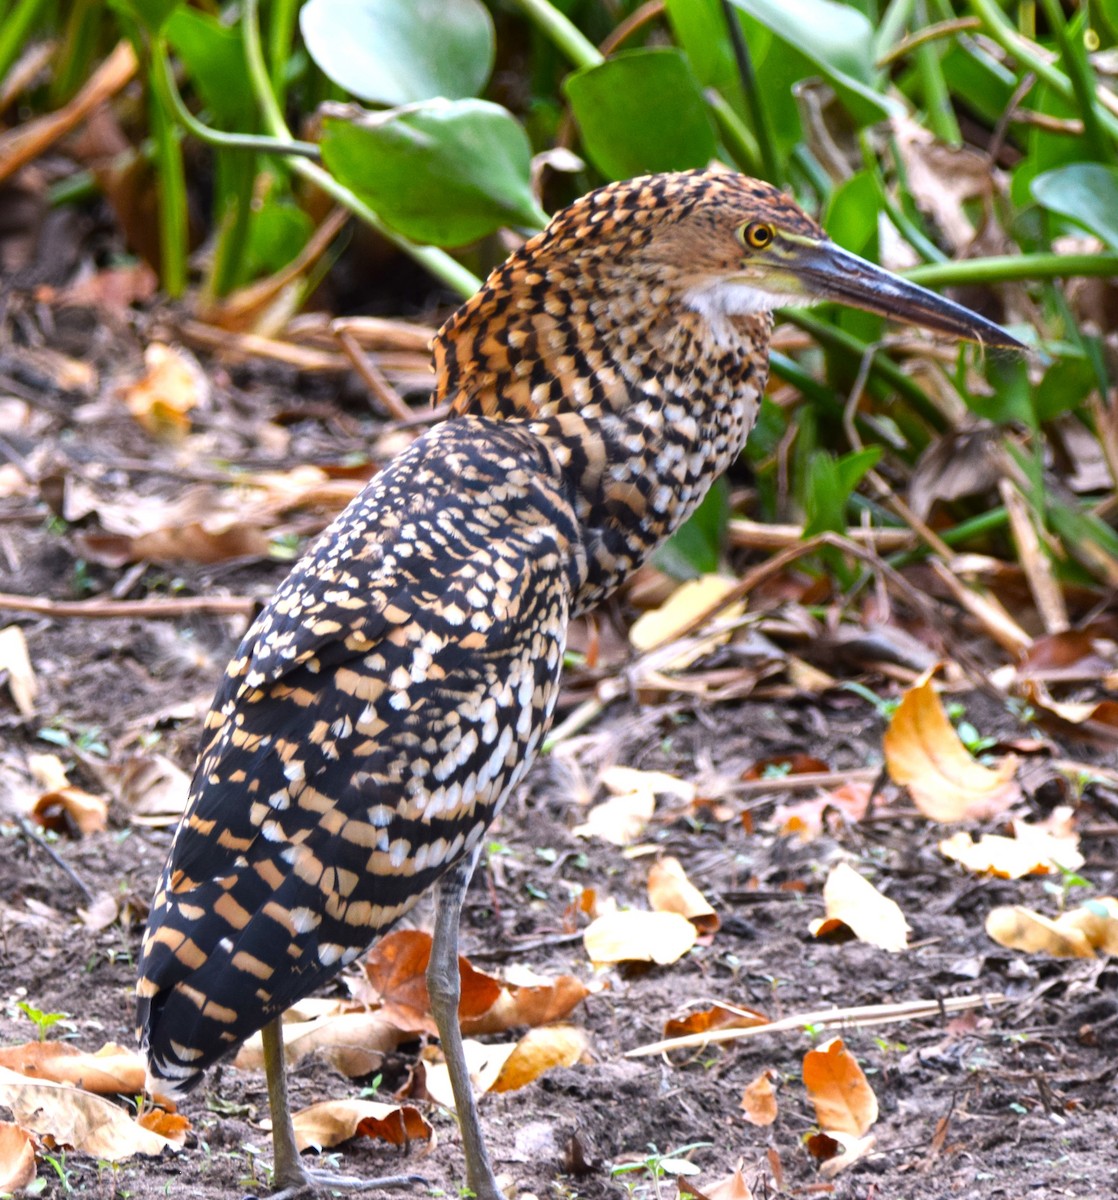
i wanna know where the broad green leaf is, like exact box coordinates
[1031,163,1118,252]
[731,0,894,125]
[822,170,878,257]
[166,8,254,126]
[320,100,547,246]
[938,41,1017,125]
[245,195,314,278]
[1032,354,1098,424]
[965,356,1034,427]
[665,0,742,92]
[301,0,494,106]
[655,478,730,580]
[563,49,718,181]
[109,0,180,32]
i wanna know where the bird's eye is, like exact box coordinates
[740,222,775,250]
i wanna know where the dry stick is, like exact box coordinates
[0,592,257,619]
[333,327,416,423]
[626,992,1007,1058]
[999,477,1069,634]
[733,766,880,797]
[17,817,95,902]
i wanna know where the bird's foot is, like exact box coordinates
[262,1166,427,1200]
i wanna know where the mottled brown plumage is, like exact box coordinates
[137,168,1020,1199]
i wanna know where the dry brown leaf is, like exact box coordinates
[939,819,1083,880]
[816,1130,877,1178]
[137,1107,191,1145]
[802,1037,878,1137]
[0,1042,144,1095]
[1059,898,1118,954]
[463,967,593,1037]
[235,1010,407,1077]
[771,780,873,841]
[572,789,656,846]
[0,1066,178,1161]
[491,1024,590,1092]
[985,905,1095,958]
[113,754,191,827]
[0,1120,35,1193]
[647,857,719,933]
[629,574,744,668]
[740,1069,778,1126]
[27,753,68,791]
[1022,681,1118,744]
[583,910,697,966]
[811,863,909,952]
[600,766,696,803]
[422,1039,517,1110]
[122,343,205,438]
[883,674,1020,821]
[686,1162,755,1200]
[0,625,38,716]
[663,1003,767,1040]
[32,786,109,836]
[291,1099,432,1152]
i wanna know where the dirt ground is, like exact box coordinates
[2,292,1118,1200]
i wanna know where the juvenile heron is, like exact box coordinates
[137,168,1022,1199]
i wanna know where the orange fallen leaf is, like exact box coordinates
[0,1121,35,1193]
[882,674,1020,821]
[740,1068,779,1126]
[648,857,719,933]
[31,786,109,836]
[810,863,909,952]
[802,1037,878,1137]
[464,967,593,1036]
[583,910,697,966]
[0,1067,179,1161]
[663,1003,767,1040]
[985,906,1094,958]
[0,625,38,716]
[491,1024,590,1092]
[290,1099,432,1152]
[0,1042,145,1095]
[137,1107,191,1145]
[809,1129,877,1177]
[122,343,205,439]
[771,780,873,841]
[939,818,1083,880]
[686,1162,755,1200]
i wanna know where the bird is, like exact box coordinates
[136,167,1023,1199]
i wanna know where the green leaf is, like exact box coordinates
[1033,354,1098,423]
[966,355,1035,427]
[822,170,878,257]
[301,0,494,106]
[109,0,180,33]
[655,478,730,580]
[320,99,547,246]
[165,7,254,126]
[563,48,718,181]
[1031,163,1118,252]
[730,0,894,125]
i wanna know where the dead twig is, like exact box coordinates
[0,592,257,619]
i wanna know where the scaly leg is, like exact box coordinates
[428,848,504,1200]
[261,1015,425,1199]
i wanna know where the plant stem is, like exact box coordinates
[240,0,481,299]
[905,253,1118,286]
[513,0,603,69]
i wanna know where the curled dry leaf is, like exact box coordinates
[663,1003,767,1040]
[0,1066,179,1162]
[771,780,873,841]
[0,625,38,716]
[647,856,719,933]
[137,1107,191,1145]
[686,1162,755,1200]
[572,789,656,846]
[811,1130,877,1178]
[491,1024,590,1092]
[235,1010,406,1078]
[122,342,206,439]
[883,674,1020,821]
[422,1038,517,1110]
[291,1099,432,1153]
[31,786,109,836]
[985,906,1095,958]
[583,910,697,966]
[0,1042,145,1095]
[464,966,593,1037]
[940,818,1083,880]
[0,1120,35,1194]
[1021,681,1118,745]
[113,753,191,827]
[811,863,909,953]
[628,574,745,669]
[1060,898,1118,954]
[740,1068,779,1127]
[802,1037,878,1137]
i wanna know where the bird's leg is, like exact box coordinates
[261,1014,425,1200]
[428,849,504,1200]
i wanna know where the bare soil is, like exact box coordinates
[2,293,1118,1200]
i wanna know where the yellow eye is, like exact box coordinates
[740,221,775,250]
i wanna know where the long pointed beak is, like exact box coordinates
[787,239,1026,351]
